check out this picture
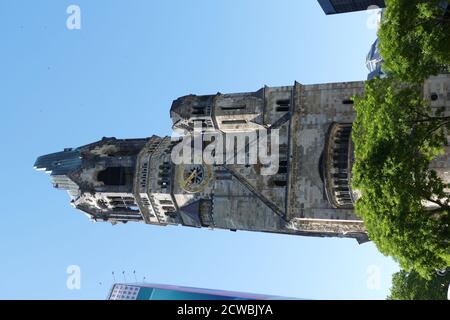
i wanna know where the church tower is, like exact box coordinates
[35,75,450,243]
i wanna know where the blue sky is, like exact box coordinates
[0,0,399,299]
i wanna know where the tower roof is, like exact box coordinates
[34,149,82,197]
[34,148,82,176]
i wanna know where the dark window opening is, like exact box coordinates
[192,106,206,115]
[278,160,288,174]
[276,106,290,112]
[110,201,125,206]
[273,180,287,187]
[221,105,246,111]
[97,167,134,186]
[222,120,247,125]
[318,153,325,183]
[342,99,354,105]
[431,93,439,101]
[276,99,290,107]
[278,167,287,174]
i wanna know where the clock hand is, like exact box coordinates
[184,169,198,187]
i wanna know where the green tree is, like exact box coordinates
[388,269,450,300]
[352,77,450,278]
[378,0,450,83]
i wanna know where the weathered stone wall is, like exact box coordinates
[287,81,364,221]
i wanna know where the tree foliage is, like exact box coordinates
[388,269,450,300]
[379,0,450,83]
[352,77,450,278]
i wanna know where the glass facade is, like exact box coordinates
[317,0,385,15]
[107,283,294,300]
[366,38,385,80]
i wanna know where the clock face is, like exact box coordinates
[179,164,212,193]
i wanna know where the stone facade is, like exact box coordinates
[35,75,450,243]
